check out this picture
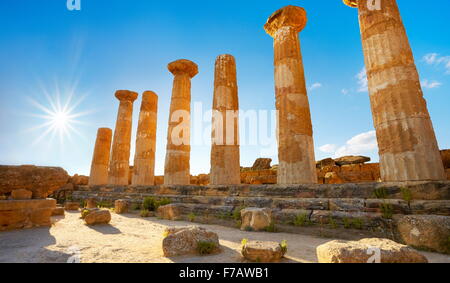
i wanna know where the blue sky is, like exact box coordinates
[0,0,449,176]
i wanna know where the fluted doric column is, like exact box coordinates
[164,59,198,185]
[210,54,241,185]
[108,90,138,185]
[344,0,446,181]
[88,128,112,186]
[132,91,158,186]
[264,5,318,184]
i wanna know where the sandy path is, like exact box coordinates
[0,212,449,263]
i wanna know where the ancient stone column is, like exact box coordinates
[108,90,138,185]
[264,6,317,184]
[132,91,158,186]
[210,54,241,185]
[88,128,112,186]
[344,0,446,181]
[164,60,198,185]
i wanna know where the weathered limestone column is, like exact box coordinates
[264,6,317,184]
[88,128,112,186]
[108,90,138,185]
[132,91,158,186]
[164,60,198,185]
[344,0,446,181]
[210,54,241,185]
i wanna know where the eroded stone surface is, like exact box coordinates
[132,91,158,186]
[264,6,317,185]
[0,199,56,231]
[114,199,128,214]
[242,241,284,262]
[347,0,446,182]
[396,215,450,254]
[0,165,69,199]
[210,55,241,185]
[241,208,272,231]
[162,226,220,257]
[164,60,198,185]
[157,204,182,220]
[11,189,32,200]
[316,238,428,263]
[108,90,138,185]
[84,210,111,226]
[64,202,80,211]
[89,128,112,186]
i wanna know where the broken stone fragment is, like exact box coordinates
[242,241,284,263]
[395,215,450,254]
[84,209,111,226]
[316,238,428,263]
[240,208,272,231]
[162,226,220,257]
[334,156,371,166]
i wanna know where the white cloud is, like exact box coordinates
[422,53,450,74]
[356,67,368,92]
[334,131,378,158]
[319,131,378,159]
[319,144,337,154]
[341,88,349,95]
[308,82,322,91]
[421,79,442,89]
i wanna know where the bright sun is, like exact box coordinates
[26,84,91,146]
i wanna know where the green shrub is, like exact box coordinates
[280,240,288,255]
[196,241,217,255]
[235,220,242,229]
[97,201,113,208]
[140,209,151,218]
[328,217,338,229]
[79,200,86,208]
[188,213,196,222]
[293,213,312,227]
[264,221,277,233]
[81,209,90,219]
[232,206,245,221]
[241,238,248,247]
[131,203,141,211]
[352,218,364,230]
[142,197,172,211]
[373,187,388,199]
[244,226,254,232]
[381,203,394,219]
[343,218,352,229]
[401,187,412,206]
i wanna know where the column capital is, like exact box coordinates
[343,0,358,8]
[168,59,199,78]
[115,90,138,102]
[264,5,307,38]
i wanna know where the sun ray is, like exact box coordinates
[26,81,92,148]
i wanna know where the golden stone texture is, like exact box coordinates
[349,0,446,181]
[210,54,241,185]
[164,60,198,185]
[132,91,158,186]
[108,90,138,185]
[88,128,112,186]
[264,6,317,185]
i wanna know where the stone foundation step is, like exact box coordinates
[72,191,450,216]
[77,181,450,200]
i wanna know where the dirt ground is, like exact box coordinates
[0,212,449,263]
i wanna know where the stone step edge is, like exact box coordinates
[72,192,450,215]
[76,181,450,200]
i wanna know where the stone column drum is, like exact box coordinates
[344,0,446,181]
[88,128,112,186]
[164,60,198,185]
[108,90,138,185]
[132,91,158,186]
[210,54,241,185]
[264,6,317,184]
